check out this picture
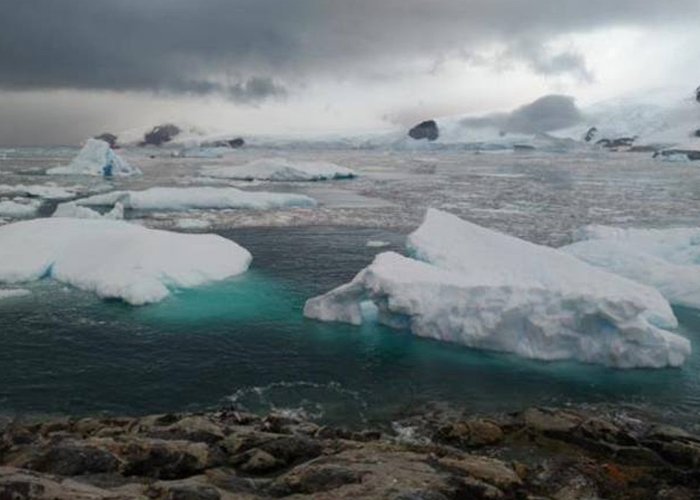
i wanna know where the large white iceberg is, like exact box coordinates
[562,226,700,309]
[202,158,356,182]
[75,186,316,211]
[0,218,251,305]
[48,139,140,177]
[304,209,690,368]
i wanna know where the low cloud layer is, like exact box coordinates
[461,95,583,133]
[1,0,699,101]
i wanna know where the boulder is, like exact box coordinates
[94,133,118,149]
[408,120,439,141]
[142,124,181,146]
[695,85,700,103]
[654,149,700,161]
[201,138,246,149]
[584,127,598,142]
[596,137,636,149]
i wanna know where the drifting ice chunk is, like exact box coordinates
[0,218,251,305]
[75,186,316,211]
[52,201,124,220]
[203,158,356,181]
[48,139,140,177]
[0,199,41,217]
[562,225,700,309]
[305,209,690,368]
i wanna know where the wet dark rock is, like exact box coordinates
[513,144,535,151]
[142,124,181,146]
[24,443,120,476]
[3,406,700,498]
[596,137,636,149]
[584,126,598,142]
[271,464,363,494]
[693,129,700,138]
[202,138,246,149]
[434,419,503,448]
[696,85,700,103]
[654,149,700,161]
[408,120,439,141]
[94,133,118,148]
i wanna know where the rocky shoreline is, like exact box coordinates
[1,405,699,499]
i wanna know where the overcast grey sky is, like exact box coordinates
[1,0,699,145]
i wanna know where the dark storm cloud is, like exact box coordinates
[461,95,583,133]
[0,0,698,100]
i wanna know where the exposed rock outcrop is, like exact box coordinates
[2,406,700,499]
[93,133,118,149]
[201,138,246,149]
[141,124,181,146]
[408,120,439,141]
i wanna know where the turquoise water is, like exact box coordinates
[1,226,699,428]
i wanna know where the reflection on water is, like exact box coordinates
[1,226,698,429]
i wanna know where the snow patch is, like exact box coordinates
[0,288,31,301]
[304,209,690,369]
[52,201,124,220]
[0,199,41,218]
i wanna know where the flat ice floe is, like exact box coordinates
[562,226,700,309]
[0,218,251,305]
[305,209,690,368]
[75,186,316,211]
[48,139,140,177]
[202,158,356,181]
[0,184,79,200]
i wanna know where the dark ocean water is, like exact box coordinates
[1,226,699,429]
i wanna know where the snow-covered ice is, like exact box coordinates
[0,199,41,217]
[0,218,252,305]
[305,209,690,368]
[52,201,124,220]
[75,186,316,211]
[48,139,140,177]
[562,225,700,309]
[202,158,356,181]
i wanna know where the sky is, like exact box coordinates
[1,0,699,145]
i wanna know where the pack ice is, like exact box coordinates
[562,226,700,310]
[75,187,316,211]
[0,218,251,305]
[304,209,690,368]
[48,139,141,177]
[202,158,356,182]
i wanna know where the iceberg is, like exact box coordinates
[0,218,251,305]
[75,186,316,211]
[0,199,41,218]
[48,139,141,177]
[202,158,356,181]
[304,209,690,368]
[562,226,700,309]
